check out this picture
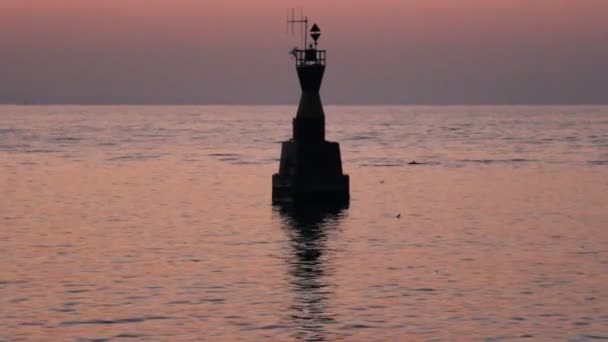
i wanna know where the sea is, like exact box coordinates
[1,105,607,341]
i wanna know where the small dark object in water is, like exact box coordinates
[396,213,401,219]
[380,180,385,184]
[408,161,421,165]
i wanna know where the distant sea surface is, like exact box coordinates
[1,105,607,341]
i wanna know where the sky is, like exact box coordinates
[1,0,607,105]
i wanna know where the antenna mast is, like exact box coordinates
[287,8,308,48]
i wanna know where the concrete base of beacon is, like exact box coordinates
[272,140,349,204]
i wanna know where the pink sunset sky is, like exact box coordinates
[1,0,607,104]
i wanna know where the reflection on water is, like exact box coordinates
[277,201,349,341]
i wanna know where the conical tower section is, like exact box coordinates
[272,21,350,203]
[293,47,326,142]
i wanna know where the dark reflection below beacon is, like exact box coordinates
[275,201,349,341]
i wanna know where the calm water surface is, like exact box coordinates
[1,105,607,341]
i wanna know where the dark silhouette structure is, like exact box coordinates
[272,20,349,203]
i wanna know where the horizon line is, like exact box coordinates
[2,103,608,107]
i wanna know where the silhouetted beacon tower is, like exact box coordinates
[272,22,349,202]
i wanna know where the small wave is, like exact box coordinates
[0,128,21,134]
[208,152,264,165]
[166,300,193,306]
[357,157,409,167]
[231,160,265,165]
[201,298,225,303]
[209,153,240,157]
[59,316,173,326]
[244,324,291,330]
[588,160,608,166]
[0,279,28,285]
[360,163,403,167]
[64,289,89,294]
[53,136,81,142]
[460,158,536,164]
[130,134,172,141]
[218,157,241,163]
[25,149,58,154]
[442,126,462,131]
[339,324,377,330]
[11,298,29,303]
[360,160,438,167]
[20,322,45,326]
[581,335,608,340]
[344,134,379,142]
[0,144,31,151]
[115,334,146,339]
[107,153,163,161]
